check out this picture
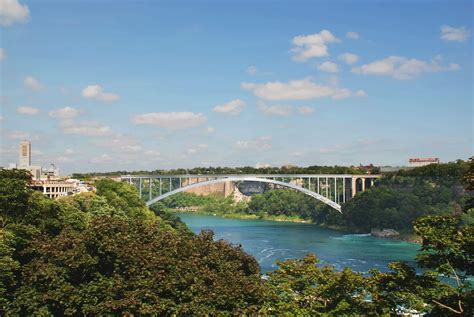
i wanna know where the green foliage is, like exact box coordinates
[0,229,19,312]
[247,189,322,219]
[12,218,264,315]
[149,202,192,234]
[367,262,442,315]
[338,161,469,232]
[258,254,371,315]
[2,164,473,315]
[0,169,31,224]
[0,165,265,315]
[413,215,474,315]
[95,179,155,220]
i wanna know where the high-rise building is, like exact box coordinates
[19,141,31,167]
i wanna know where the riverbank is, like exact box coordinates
[171,208,312,223]
[170,208,422,243]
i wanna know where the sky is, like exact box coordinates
[0,0,472,174]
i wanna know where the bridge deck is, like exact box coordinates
[121,174,381,179]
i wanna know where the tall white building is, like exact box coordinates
[19,141,31,167]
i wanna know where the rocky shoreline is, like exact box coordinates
[371,228,400,238]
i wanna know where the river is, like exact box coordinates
[177,212,420,273]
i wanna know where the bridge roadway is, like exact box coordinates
[122,174,381,213]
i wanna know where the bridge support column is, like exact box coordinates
[326,177,328,198]
[351,177,357,198]
[139,178,142,198]
[149,178,152,201]
[343,178,346,203]
[361,178,366,192]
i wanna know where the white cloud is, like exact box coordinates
[0,0,30,26]
[144,150,161,157]
[48,106,80,119]
[257,100,293,116]
[317,61,339,73]
[187,143,208,155]
[440,25,470,42]
[8,130,40,140]
[236,136,272,151]
[90,153,113,164]
[0,48,5,61]
[354,90,367,97]
[246,65,258,75]
[132,112,207,130]
[339,52,359,65]
[60,120,111,136]
[24,76,44,91]
[297,106,315,114]
[206,126,215,133]
[346,31,360,40]
[17,106,39,115]
[56,156,72,163]
[81,85,119,102]
[352,55,460,80]
[64,149,75,155]
[93,136,142,153]
[242,78,366,100]
[291,30,339,62]
[213,99,246,115]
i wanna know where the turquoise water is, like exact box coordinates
[177,212,420,273]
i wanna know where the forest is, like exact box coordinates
[0,166,472,315]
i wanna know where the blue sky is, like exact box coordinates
[0,0,472,173]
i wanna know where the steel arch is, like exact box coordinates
[145,176,342,213]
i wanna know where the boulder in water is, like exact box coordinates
[371,228,400,238]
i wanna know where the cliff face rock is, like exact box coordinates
[371,228,400,238]
[232,186,251,203]
[182,180,270,199]
[236,181,268,196]
[182,178,233,197]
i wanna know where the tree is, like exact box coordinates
[413,215,473,315]
[12,218,265,315]
[257,254,372,315]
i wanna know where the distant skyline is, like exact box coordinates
[0,0,472,174]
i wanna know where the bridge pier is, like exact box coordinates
[351,177,357,198]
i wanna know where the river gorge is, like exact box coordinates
[177,212,420,273]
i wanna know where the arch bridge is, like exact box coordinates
[122,174,381,213]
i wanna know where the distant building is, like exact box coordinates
[30,180,77,199]
[19,141,31,167]
[408,157,440,167]
[10,141,60,181]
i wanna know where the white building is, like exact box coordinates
[10,141,60,181]
[408,158,440,167]
[19,141,31,167]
